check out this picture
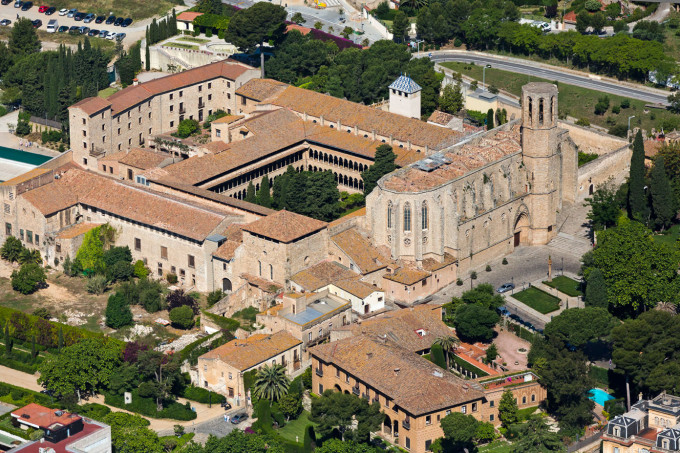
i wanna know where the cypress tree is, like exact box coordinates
[4,323,11,356]
[585,268,608,309]
[172,9,178,35]
[628,130,649,223]
[272,165,296,209]
[31,335,37,359]
[362,144,396,195]
[256,176,272,208]
[287,171,309,215]
[57,327,64,350]
[650,155,676,231]
[486,108,494,129]
[245,182,257,203]
[145,41,151,71]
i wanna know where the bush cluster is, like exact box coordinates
[104,390,197,421]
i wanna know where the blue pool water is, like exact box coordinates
[589,388,615,406]
[0,146,52,166]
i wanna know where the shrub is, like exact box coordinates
[278,394,302,420]
[11,263,46,294]
[218,29,225,39]
[170,306,194,329]
[86,275,108,295]
[176,119,199,138]
[502,258,508,265]
[207,290,224,307]
[585,0,601,11]
[106,261,133,283]
[15,120,31,136]
[167,289,198,314]
[454,38,463,47]
[105,293,133,329]
[0,106,6,117]
[576,117,590,127]
[166,273,178,284]
[456,278,463,286]
[32,308,51,320]
[133,260,149,278]
[620,99,630,109]
[182,385,226,404]
[594,96,610,115]
[205,28,213,37]
[41,130,62,143]
[608,124,628,138]
[612,105,621,114]
[430,343,447,369]
[201,311,240,331]
[104,390,197,420]
[103,246,132,268]
[485,264,492,272]
[1,237,25,263]
[470,271,478,280]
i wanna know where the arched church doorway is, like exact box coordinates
[222,278,232,293]
[514,211,530,247]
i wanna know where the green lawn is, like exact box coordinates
[178,37,210,44]
[163,42,199,50]
[440,61,675,133]
[517,406,538,422]
[512,286,561,314]
[478,440,514,453]
[543,276,583,297]
[98,87,119,98]
[653,224,680,247]
[278,411,315,443]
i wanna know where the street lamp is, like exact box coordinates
[482,64,491,91]
[628,115,636,132]
[415,39,424,57]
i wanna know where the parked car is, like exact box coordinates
[0,19,11,26]
[498,306,511,316]
[122,17,132,27]
[113,17,123,26]
[230,414,248,424]
[57,25,68,32]
[83,13,94,23]
[106,31,116,40]
[58,7,68,15]
[66,8,77,17]
[95,15,105,23]
[13,1,23,8]
[31,19,41,27]
[220,402,232,410]
[46,18,57,32]
[38,5,48,12]
[74,12,85,21]
[105,15,115,24]
[45,6,55,14]
[21,1,33,10]
[496,283,515,293]
[115,32,125,41]
[68,25,79,33]
[87,28,98,36]
[1,0,11,5]
[79,26,89,34]
[98,29,108,38]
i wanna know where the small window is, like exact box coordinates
[35,234,39,245]
[82,118,86,125]
[208,82,212,89]
[490,400,495,408]
[199,85,202,92]
[472,402,478,412]
[405,437,410,450]
[461,406,466,414]
[531,394,536,402]
[179,91,183,97]
[490,414,494,421]
[4,223,11,236]
[425,415,431,425]
[188,254,195,268]
[170,121,174,128]
[56,243,61,253]
[26,230,33,244]
[170,93,174,100]
[134,238,141,251]
[161,246,168,260]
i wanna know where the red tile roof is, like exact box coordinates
[69,96,112,116]
[12,404,81,430]
[176,11,203,22]
[242,209,327,243]
[199,331,301,371]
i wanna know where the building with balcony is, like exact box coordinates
[197,331,303,408]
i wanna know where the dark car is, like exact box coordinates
[220,402,232,410]
[95,15,105,23]
[13,1,23,8]
[57,25,68,32]
[122,17,132,27]
[113,17,123,26]
[74,12,85,20]
[1,0,11,5]
[79,26,89,34]
[105,15,115,24]
[231,414,248,424]
[0,19,11,26]
[88,28,98,36]
[21,1,33,10]
[496,283,515,293]
[45,6,56,14]
[68,25,79,34]
[31,19,42,27]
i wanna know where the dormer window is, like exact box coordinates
[415,329,426,338]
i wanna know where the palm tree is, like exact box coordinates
[253,364,290,401]
[434,335,460,370]
[18,249,42,265]
[655,301,677,315]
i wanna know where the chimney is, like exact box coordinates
[366,352,373,359]
[133,78,139,86]
[394,368,400,376]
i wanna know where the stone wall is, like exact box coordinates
[577,143,631,201]
[559,121,628,155]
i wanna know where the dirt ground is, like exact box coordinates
[493,327,531,371]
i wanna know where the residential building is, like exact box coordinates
[197,331,302,407]
[8,403,111,453]
[388,75,422,119]
[475,372,546,425]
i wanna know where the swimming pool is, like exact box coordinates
[0,146,52,166]
[589,388,615,406]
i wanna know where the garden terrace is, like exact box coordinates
[477,372,540,391]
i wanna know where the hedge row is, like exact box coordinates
[178,332,219,363]
[181,385,226,405]
[104,391,197,421]
[452,355,489,378]
[0,354,40,374]
[201,311,240,332]
[0,381,55,407]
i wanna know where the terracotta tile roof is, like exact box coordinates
[212,115,244,125]
[422,253,457,272]
[213,240,241,261]
[176,11,203,22]
[241,273,283,292]
[331,228,389,274]
[383,266,430,285]
[12,404,82,430]
[21,169,232,241]
[55,223,102,239]
[242,209,327,243]
[98,150,128,163]
[427,110,455,126]
[645,140,663,158]
[119,148,167,169]
[291,261,357,291]
[350,305,451,353]
[383,125,522,193]
[0,168,51,186]
[202,141,231,154]
[102,60,254,115]
[329,207,366,227]
[69,96,111,116]
[332,278,379,299]
[238,79,464,150]
[199,331,301,371]
[310,335,484,416]
[286,24,312,35]
[236,78,288,101]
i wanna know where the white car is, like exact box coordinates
[106,32,116,40]
[58,8,68,15]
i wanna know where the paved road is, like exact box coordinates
[430,51,670,105]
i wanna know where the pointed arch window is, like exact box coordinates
[387,202,393,229]
[422,202,428,230]
[403,203,411,232]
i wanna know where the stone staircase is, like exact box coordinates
[547,232,592,258]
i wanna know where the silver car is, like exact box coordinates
[67,8,77,17]
[496,283,515,293]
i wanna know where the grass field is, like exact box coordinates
[43,0,177,20]
[479,440,513,453]
[98,87,119,98]
[178,37,210,44]
[653,224,680,247]
[163,42,199,50]
[512,286,561,314]
[278,411,315,443]
[543,276,583,297]
[440,61,675,133]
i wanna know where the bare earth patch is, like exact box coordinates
[494,327,531,371]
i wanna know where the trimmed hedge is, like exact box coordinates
[201,311,240,331]
[589,365,610,387]
[0,381,55,407]
[430,344,447,369]
[182,385,226,404]
[179,331,218,363]
[104,390,197,420]
[452,355,489,378]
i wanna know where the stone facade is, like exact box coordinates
[475,372,546,425]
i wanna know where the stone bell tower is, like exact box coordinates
[521,82,560,245]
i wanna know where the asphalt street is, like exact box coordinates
[430,51,671,105]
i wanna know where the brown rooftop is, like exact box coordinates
[236,78,288,101]
[200,331,301,371]
[427,110,456,126]
[0,168,51,186]
[119,148,167,169]
[310,335,484,416]
[176,11,203,21]
[56,223,102,240]
[12,404,81,430]
[213,240,241,262]
[70,96,111,116]
[331,228,390,274]
[331,278,379,299]
[242,209,326,243]
[291,261,357,291]
[383,266,430,285]
[212,114,244,125]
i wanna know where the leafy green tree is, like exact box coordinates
[475,421,496,443]
[105,293,133,329]
[406,57,443,117]
[9,18,40,59]
[461,283,504,309]
[103,246,132,268]
[362,144,397,195]
[169,305,195,329]
[628,130,649,223]
[498,389,518,427]
[291,12,305,24]
[512,415,566,452]
[253,364,290,401]
[207,290,225,307]
[341,26,354,39]
[440,412,479,452]
[311,391,384,443]
[11,262,46,294]
[313,439,382,453]
[176,119,199,138]
[590,12,606,33]
[245,181,257,204]
[543,307,616,348]
[486,108,494,129]
[454,304,499,342]
[486,343,498,362]
[225,3,287,77]
[585,179,621,232]
[584,218,680,311]
[187,430,285,453]
[392,10,410,42]
[76,226,105,274]
[278,393,302,420]
[575,11,590,34]
[650,155,676,231]
[256,176,272,208]
[106,261,134,283]
[439,83,464,114]
[38,338,123,400]
[266,31,337,84]
[104,412,163,453]
[137,349,183,411]
[18,248,41,265]
[314,21,323,30]
[585,268,608,308]
[434,335,460,370]
[1,237,24,263]
[669,92,680,114]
